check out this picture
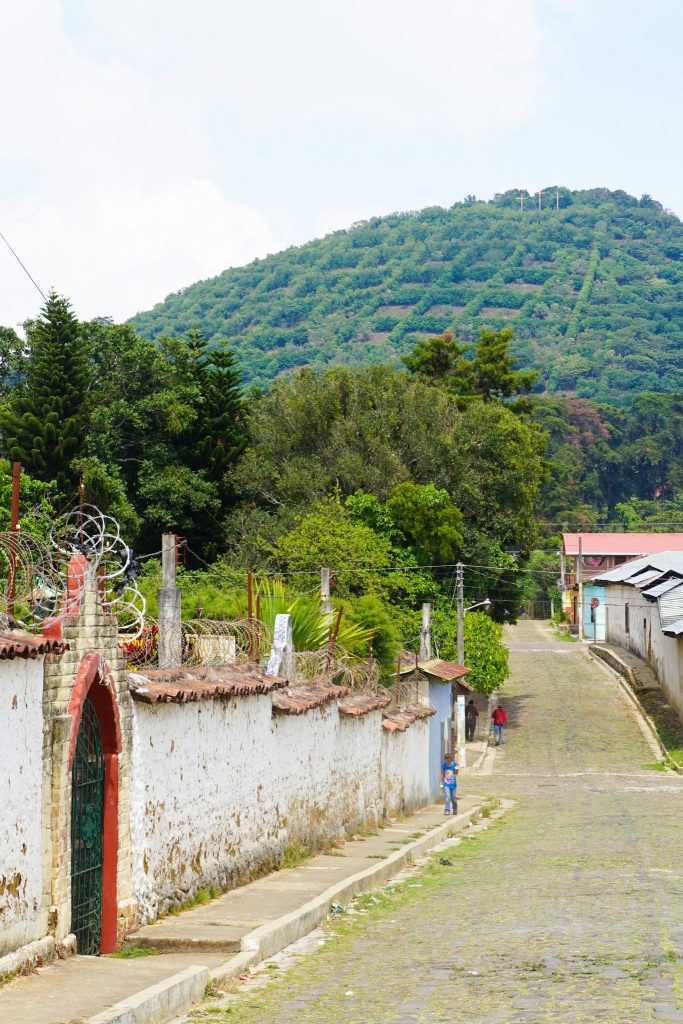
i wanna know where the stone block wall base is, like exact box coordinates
[118,899,140,944]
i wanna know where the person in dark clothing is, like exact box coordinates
[465,699,478,742]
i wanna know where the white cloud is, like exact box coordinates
[0,1,546,326]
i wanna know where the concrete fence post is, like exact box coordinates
[266,613,296,681]
[158,534,182,669]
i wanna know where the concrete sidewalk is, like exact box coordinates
[0,795,488,1024]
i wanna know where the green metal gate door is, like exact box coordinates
[71,696,104,954]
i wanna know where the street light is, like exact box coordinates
[465,598,492,615]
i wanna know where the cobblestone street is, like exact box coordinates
[202,621,683,1023]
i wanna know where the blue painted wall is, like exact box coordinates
[428,680,452,800]
[583,584,606,641]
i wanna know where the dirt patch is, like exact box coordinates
[478,306,519,318]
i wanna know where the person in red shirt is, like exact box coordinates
[492,703,507,745]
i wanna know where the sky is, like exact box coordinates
[1,0,682,326]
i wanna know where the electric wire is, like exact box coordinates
[0,227,47,301]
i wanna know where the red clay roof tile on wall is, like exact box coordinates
[0,632,67,660]
[128,664,287,704]
[382,704,436,732]
[272,682,352,715]
[338,693,391,716]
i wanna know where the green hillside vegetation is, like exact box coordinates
[130,187,683,402]
[1,293,682,671]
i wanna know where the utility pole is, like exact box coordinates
[577,536,584,642]
[320,567,332,615]
[456,562,464,666]
[520,192,524,212]
[556,189,560,211]
[419,602,432,661]
[538,189,542,212]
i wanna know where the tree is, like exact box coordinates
[403,328,538,404]
[401,331,470,384]
[471,327,538,401]
[385,483,463,565]
[184,333,247,503]
[463,612,509,694]
[432,610,509,693]
[1,293,87,498]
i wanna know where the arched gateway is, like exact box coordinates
[68,653,122,954]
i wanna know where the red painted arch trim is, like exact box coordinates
[67,653,122,769]
[68,652,122,953]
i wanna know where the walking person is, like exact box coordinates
[441,751,458,815]
[465,698,478,742]
[492,702,507,745]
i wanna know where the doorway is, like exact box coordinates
[70,696,104,954]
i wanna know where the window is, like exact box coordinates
[625,602,629,634]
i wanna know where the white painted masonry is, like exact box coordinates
[130,696,430,923]
[0,658,47,957]
[605,581,683,717]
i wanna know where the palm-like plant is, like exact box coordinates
[255,577,374,655]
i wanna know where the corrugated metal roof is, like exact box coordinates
[662,617,683,637]
[563,533,683,556]
[659,585,683,628]
[642,577,683,599]
[595,552,683,584]
[629,570,665,588]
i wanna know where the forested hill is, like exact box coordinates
[130,188,683,402]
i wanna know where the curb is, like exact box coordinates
[589,644,639,690]
[84,802,489,1023]
[86,965,209,1024]
[587,647,667,763]
[214,801,486,976]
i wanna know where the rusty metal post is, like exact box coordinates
[327,606,344,671]
[246,570,253,658]
[7,461,21,617]
[255,595,261,660]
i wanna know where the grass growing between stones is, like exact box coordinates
[186,813,502,1023]
[110,946,161,958]
[281,842,313,869]
[167,886,221,916]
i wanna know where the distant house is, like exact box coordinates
[562,533,683,638]
[593,552,683,718]
[397,654,473,799]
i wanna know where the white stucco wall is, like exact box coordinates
[605,583,683,717]
[130,696,430,923]
[382,721,431,814]
[0,659,46,957]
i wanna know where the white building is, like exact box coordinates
[594,552,683,717]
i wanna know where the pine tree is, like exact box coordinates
[196,344,247,496]
[1,293,88,498]
[175,332,247,555]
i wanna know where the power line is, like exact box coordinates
[0,227,46,302]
